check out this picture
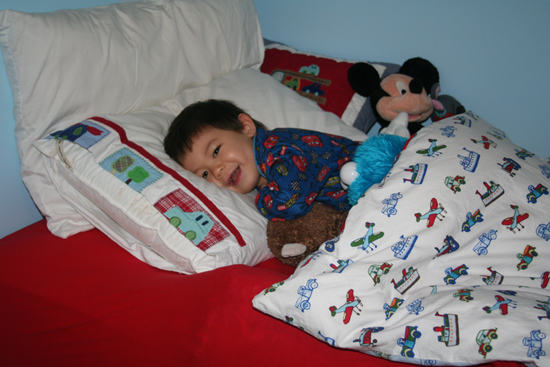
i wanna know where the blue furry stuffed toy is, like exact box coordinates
[341,133,408,206]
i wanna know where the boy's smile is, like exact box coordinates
[180,114,267,194]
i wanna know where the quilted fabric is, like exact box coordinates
[253,112,550,365]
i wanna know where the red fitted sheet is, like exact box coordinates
[0,220,521,367]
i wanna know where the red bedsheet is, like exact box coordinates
[0,220,522,367]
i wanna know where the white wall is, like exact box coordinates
[1,0,549,238]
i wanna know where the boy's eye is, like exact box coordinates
[213,146,220,157]
[202,171,208,179]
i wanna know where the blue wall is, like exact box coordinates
[255,1,550,157]
[1,0,549,238]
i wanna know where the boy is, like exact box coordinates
[164,99,360,221]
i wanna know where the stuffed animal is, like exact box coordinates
[266,58,463,266]
[348,57,462,135]
[265,120,409,267]
[341,133,408,205]
[266,202,348,267]
[429,82,466,122]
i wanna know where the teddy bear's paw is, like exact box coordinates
[281,243,307,258]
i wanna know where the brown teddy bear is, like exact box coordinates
[266,202,348,267]
[264,114,416,267]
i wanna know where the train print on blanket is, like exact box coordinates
[253,112,550,366]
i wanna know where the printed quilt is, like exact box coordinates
[253,112,550,366]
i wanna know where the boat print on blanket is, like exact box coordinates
[253,112,550,366]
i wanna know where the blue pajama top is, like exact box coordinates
[253,127,359,221]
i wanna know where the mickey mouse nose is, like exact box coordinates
[409,78,424,94]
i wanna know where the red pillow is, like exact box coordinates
[261,44,357,119]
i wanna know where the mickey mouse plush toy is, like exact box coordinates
[266,58,465,267]
[348,57,462,135]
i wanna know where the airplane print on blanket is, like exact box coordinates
[254,112,550,366]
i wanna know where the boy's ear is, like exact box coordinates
[238,113,257,137]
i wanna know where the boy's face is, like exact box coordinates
[180,114,266,194]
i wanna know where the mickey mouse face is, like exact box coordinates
[377,73,433,123]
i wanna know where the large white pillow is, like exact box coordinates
[0,0,264,237]
[33,68,367,274]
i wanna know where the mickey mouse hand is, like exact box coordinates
[380,112,410,139]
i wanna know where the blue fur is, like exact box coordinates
[348,134,407,206]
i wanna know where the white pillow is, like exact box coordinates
[165,69,370,138]
[0,0,264,237]
[33,68,367,274]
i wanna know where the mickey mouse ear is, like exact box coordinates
[399,57,440,93]
[347,62,381,97]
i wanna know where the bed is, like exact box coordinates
[0,1,547,366]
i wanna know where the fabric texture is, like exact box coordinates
[0,219,525,367]
[0,0,264,238]
[0,219,524,367]
[254,112,550,366]
[253,127,359,220]
[33,68,367,273]
[260,42,401,133]
[347,134,409,206]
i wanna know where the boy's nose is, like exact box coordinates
[214,164,224,180]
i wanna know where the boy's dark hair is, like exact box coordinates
[164,99,266,163]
